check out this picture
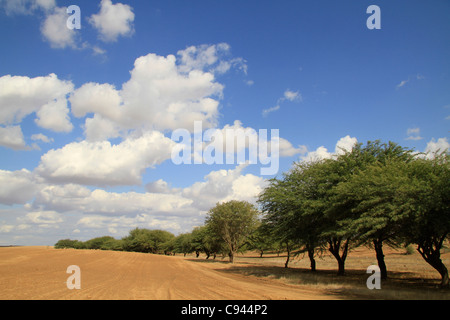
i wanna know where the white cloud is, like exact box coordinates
[262,105,280,117]
[0,126,27,150]
[0,0,55,15]
[181,164,267,211]
[89,0,135,42]
[424,137,449,158]
[70,48,225,139]
[41,6,78,49]
[145,179,180,194]
[31,133,54,144]
[406,127,423,141]
[35,98,73,132]
[199,120,304,161]
[300,135,358,162]
[0,73,74,132]
[177,43,247,75]
[36,131,177,186]
[335,135,358,155]
[17,210,63,228]
[284,89,301,102]
[396,79,409,89]
[263,88,302,116]
[0,169,40,205]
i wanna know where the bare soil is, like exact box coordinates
[0,246,449,300]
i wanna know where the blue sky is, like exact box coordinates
[0,0,449,245]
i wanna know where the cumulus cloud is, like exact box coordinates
[195,120,305,166]
[17,210,63,228]
[300,135,358,162]
[32,164,266,219]
[424,137,449,158]
[0,126,27,150]
[0,169,40,205]
[0,73,74,135]
[177,43,247,75]
[36,131,177,186]
[70,48,226,139]
[41,6,78,49]
[181,164,267,211]
[89,0,135,42]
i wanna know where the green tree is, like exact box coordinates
[84,236,119,250]
[190,225,225,259]
[205,200,259,263]
[258,165,323,270]
[332,160,416,279]
[402,153,450,288]
[330,141,415,279]
[173,233,194,256]
[122,228,175,254]
[54,239,84,249]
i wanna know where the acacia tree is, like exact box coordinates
[402,153,450,288]
[332,160,416,279]
[205,200,259,263]
[330,141,414,279]
[258,162,327,271]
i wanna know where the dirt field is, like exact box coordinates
[1,246,449,300]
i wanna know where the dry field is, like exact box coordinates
[0,246,449,300]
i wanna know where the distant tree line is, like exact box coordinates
[55,140,449,288]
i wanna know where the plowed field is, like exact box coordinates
[0,246,332,300]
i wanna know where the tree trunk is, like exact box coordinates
[328,238,349,276]
[284,241,292,268]
[308,247,316,272]
[373,239,388,280]
[417,237,449,288]
[228,251,234,263]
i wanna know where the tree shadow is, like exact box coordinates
[209,263,450,300]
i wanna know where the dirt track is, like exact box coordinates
[0,246,334,300]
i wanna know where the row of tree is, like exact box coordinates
[55,140,449,287]
[55,229,176,254]
[258,141,449,287]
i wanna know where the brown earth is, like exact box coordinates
[0,246,332,300]
[1,246,449,300]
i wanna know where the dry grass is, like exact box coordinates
[187,245,450,300]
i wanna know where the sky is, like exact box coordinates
[0,0,449,245]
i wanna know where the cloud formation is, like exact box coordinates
[88,0,135,42]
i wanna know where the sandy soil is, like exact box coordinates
[0,246,335,300]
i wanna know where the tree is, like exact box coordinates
[330,141,415,279]
[402,153,450,288]
[173,233,194,256]
[246,222,279,258]
[54,239,84,249]
[205,200,259,263]
[332,160,416,279]
[190,225,225,259]
[258,164,323,271]
[122,228,175,254]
